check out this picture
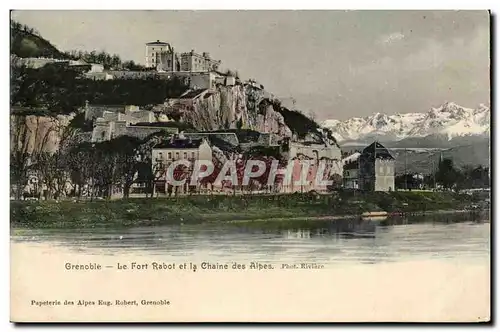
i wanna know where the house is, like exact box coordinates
[151,133,212,195]
[342,152,361,189]
[280,133,343,193]
[180,50,221,72]
[152,134,212,164]
[358,142,395,192]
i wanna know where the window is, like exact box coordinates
[175,152,179,159]
[152,48,155,50]
[183,152,187,159]
[158,152,163,160]
[192,152,196,159]
[168,152,172,159]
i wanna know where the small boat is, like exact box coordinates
[361,211,388,221]
[361,211,388,217]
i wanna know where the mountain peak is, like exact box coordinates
[322,102,490,142]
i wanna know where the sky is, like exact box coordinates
[11,10,490,120]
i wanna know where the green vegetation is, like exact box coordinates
[11,64,189,114]
[60,50,147,71]
[340,190,480,213]
[275,104,320,139]
[395,158,490,191]
[68,112,94,132]
[10,20,66,59]
[10,191,483,229]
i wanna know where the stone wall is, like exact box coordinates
[288,142,342,161]
[124,126,178,140]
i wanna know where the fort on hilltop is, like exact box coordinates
[145,40,221,73]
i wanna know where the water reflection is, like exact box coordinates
[11,213,490,266]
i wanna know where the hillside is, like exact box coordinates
[323,102,490,143]
[10,20,66,59]
[9,20,335,151]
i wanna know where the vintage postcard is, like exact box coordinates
[10,10,491,322]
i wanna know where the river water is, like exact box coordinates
[10,213,491,322]
[11,213,490,265]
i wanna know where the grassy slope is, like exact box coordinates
[10,191,482,229]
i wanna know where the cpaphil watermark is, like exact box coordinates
[161,159,337,187]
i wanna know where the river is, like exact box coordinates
[10,213,491,322]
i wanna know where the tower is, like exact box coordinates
[145,40,172,69]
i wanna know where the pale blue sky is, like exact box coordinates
[11,10,490,120]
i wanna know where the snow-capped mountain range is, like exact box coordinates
[322,102,490,143]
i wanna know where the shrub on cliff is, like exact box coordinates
[271,102,321,139]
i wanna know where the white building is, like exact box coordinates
[342,152,361,189]
[151,134,212,195]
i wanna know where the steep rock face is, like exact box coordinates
[10,114,74,155]
[168,85,293,138]
[254,102,293,138]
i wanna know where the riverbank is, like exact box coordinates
[10,191,488,229]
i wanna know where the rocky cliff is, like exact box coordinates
[161,84,293,138]
[11,83,328,156]
[10,113,74,155]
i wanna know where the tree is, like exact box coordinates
[92,143,119,199]
[10,116,33,200]
[326,174,343,192]
[435,158,459,190]
[455,165,474,190]
[122,60,146,71]
[66,142,96,199]
[111,136,143,198]
[33,124,80,199]
[395,173,423,190]
[454,165,490,190]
